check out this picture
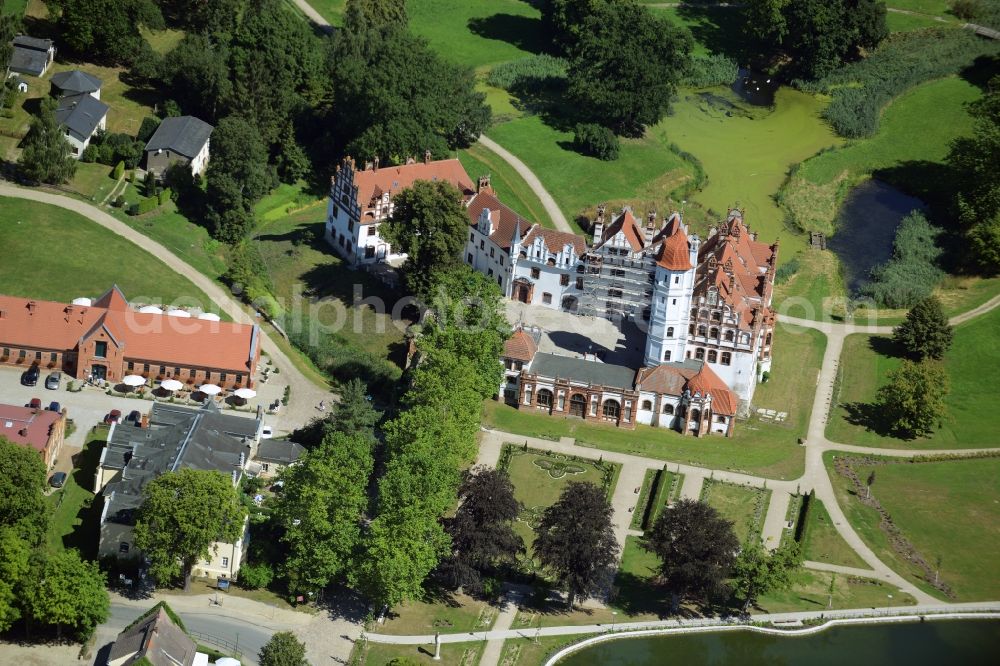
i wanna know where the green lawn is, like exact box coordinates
[45,427,107,559]
[887,10,949,31]
[503,445,619,550]
[359,642,481,665]
[887,1,952,15]
[1,0,27,15]
[701,481,769,543]
[485,115,694,231]
[497,635,598,666]
[376,592,496,635]
[827,307,1000,448]
[0,197,221,307]
[612,535,671,616]
[826,453,1000,601]
[64,162,120,203]
[801,498,868,569]
[755,568,916,613]
[458,142,555,228]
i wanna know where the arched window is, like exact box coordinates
[721,352,732,365]
[697,325,707,336]
[725,330,734,342]
[708,350,718,363]
[695,348,705,360]
[716,415,727,423]
[765,332,772,345]
[641,400,652,410]
[690,409,701,424]
[710,327,719,338]
[700,309,709,319]
[537,389,553,408]
[712,311,722,322]
[602,399,620,420]
[570,393,586,417]
[663,350,672,361]
[663,403,675,415]
[666,326,674,338]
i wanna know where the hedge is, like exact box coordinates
[793,489,815,543]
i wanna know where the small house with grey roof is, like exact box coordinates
[144,115,213,179]
[50,69,102,100]
[7,35,55,77]
[55,93,108,158]
[96,401,261,581]
[108,604,208,666]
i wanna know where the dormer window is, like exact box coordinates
[707,287,718,305]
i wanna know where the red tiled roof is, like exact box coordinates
[687,363,738,415]
[600,209,646,252]
[523,226,587,256]
[654,218,691,271]
[635,361,738,416]
[503,329,537,362]
[0,292,258,373]
[0,404,60,455]
[466,191,533,250]
[635,363,698,395]
[352,159,475,221]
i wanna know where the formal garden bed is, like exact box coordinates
[699,479,770,544]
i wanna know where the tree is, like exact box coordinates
[258,631,309,666]
[641,499,738,605]
[744,0,790,45]
[731,539,801,613]
[160,34,234,123]
[893,296,953,361]
[439,467,524,592]
[541,0,607,54]
[573,123,620,160]
[967,212,1000,276]
[344,0,408,32]
[332,378,379,436]
[866,470,876,499]
[380,180,470,298]
[534,482,619,608]
[204,115,273,242]
[24,549,109,640]
[58,0,163,65]
[0,436,49,542]
[273,430,374,594]
[133,469,246,585]
[0,13,20,79]
[0,527,30,632]
[875,360,949,438]
[18,98,77,185]
[783,0,887,79]
[567,1,691,136]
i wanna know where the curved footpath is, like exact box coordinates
[0,185,329,429]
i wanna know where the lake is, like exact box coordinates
[557,619,1000,665]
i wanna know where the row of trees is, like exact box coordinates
[0,438,109,641]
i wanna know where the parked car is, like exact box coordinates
[21,365,40,386]
[45,372,62,390]
[127,410,141,425]
[261,425,274,439]
[28,398,41,409]
[49,472,67,488]
[47,401,61,413]
[104,409,122,425]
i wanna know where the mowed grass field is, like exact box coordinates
[827,307,1000,448]
[0,197,220,307]
[701,481,769,543]
[827,453,1000,601]
[458,142,555,227]
[801,498,868,569]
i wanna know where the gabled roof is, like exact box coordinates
[109,606,197,666]
[466,191,533,250]
[687,363,738,415]
[54,93,108,139]
[12,35,52,50]
[522,226,587,257]
[0,404,61,455]
[256,439,305,465]
[598,209,645,253]
[503,329,538,363]
[653,215,691,271]
[529,353,636,390]
[350,159,475,223]
[635,360,738,415]
[50,70,101,95]
[145,116,213,159]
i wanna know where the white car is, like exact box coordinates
[261,426,273,439]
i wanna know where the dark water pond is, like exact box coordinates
[731,68,780,107]
[558,619,1000,665]
[827,180,925,294]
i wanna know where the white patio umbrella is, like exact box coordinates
[233,388,256,400]
[197,312,222,321]
[138,305,164,314]
[166,309,192,318]
[122,374,147,387]
[199,383,222,396]
[160,379,183,392]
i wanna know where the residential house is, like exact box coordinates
[325,154,476,265]
[0,403,66,468]
[144,116,213,179]
[108,605,208,666]
[55,92,108,158]
[250,439,305,479]
[0,285,260,389]
[50,69,102,100]
[7,36,55,77]
[96,402,261,581]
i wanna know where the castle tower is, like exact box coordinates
[644,214,699,366]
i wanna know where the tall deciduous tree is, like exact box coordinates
[18,98,77,185]
[380,180,470,298]
[875,360,949,438]
[642,499,738,605]
[534,482,619,608]
[541,0,607,54]
[567,1,691,136]
[58,0,163,65]
[0,13,20,77]
[160,34,234,123]
[0,527,30,632]
[0,436,49,542]
[783,0,887,78]
[893,296,953,361]
[258,630,309,666]
[439,467,524,592]
[24,549,109,640]
[743,0,790,44]
[273,430,374,594]
[731,539,801,612]
[344,0,408,32]
[134,469,246,585]
[204,115,273,242]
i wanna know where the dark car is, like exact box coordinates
[127,410,141,425]
[104,409,122,425]
[28,398,41,410]
[21,365,40,386]
[45,372,62,390]
[49,472,67,488]
[47,402,61,413]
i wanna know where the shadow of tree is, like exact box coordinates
[959,54,1000,91]
[467,13,547,57]
[675,5,753,65]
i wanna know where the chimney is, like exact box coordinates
[140,413,149,429]
[364,160,373,171]
[647,210,656,229]
[373,156,379,171]
[478,174,492,194]
[424,149,431,164]
[0,309,5,319]
[19,428,28,437]
[26,301,36,313]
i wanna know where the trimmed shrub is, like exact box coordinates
[487,54,568,91]
[238,562,274,590]
[573,123,620,160]
[112,160,124,180]
[81,144,99,163]
[859,211,944,308]
[682,54,739,88]
[158,187,172,205]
